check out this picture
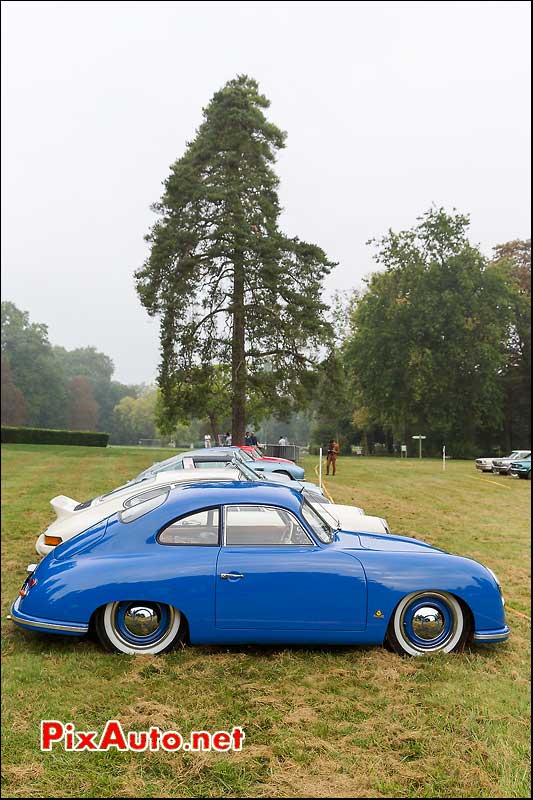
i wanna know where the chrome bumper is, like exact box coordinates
[10,597,88,635]
[473,626,510,643]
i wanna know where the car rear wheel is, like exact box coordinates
[386,591,468,656]
[95,601,183,655]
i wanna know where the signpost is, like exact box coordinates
[443,444,446,471]
[412,434,427,459]
[318,447,323,488]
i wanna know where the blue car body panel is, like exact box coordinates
[12,482,509,647]
[509,459,531,477]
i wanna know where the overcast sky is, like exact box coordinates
[2,0,530,384]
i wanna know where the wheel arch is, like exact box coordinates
[89,600,191,644]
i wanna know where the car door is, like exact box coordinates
[157,507,221,628]
[215,504,367,631]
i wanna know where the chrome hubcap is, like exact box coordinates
[412,606,445,640]
[123,605,160,637]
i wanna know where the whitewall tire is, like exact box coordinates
[386,591,468,656]
[95,601,183,655]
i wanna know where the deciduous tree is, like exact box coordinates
[1,302,67,428]
[344,208,513,457]
[67,376,99,431]
[1,355,28,426]
[489,239,531,448]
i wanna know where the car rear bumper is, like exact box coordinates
[10,597,88,636]
[473,625,510,643]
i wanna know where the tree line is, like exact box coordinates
[1,301,159,444]
[2,76,529,456]
[138,75,530,457]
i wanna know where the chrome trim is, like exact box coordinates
[220,572,245,580]
[10,604,88,634]
[412,606,446,640]
[397,591,459,653]
[474,630,510,641]
[109,601,176,650]
[124,605,161,636]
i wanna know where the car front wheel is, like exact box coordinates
[95,601,183,655]
[386,591,468,656]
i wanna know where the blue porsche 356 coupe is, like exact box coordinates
[11,481,509,656]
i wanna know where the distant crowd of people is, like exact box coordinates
[203,431,260,448]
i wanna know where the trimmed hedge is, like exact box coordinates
[1,426,109,447]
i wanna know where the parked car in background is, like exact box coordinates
[35,468,241,556]
[34,459,336,557]
[319,504,390,534]
[136,447,306,481]
[491,450,531,476]
[509,458,531,480]
[475,450,530,473]
[12,481,508,657]
[475,456,499,472]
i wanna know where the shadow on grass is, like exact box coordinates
[3,623,508,664]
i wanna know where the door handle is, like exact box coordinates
[220,572,245,580]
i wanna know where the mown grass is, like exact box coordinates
[1,445,530,798]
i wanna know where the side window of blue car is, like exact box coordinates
[158,508,220,546]
[224,505,313,546]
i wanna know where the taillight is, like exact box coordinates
[44,535,63,547]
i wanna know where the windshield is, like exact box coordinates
[237,450,254,462]
[301,500,334,544]
[231,457,262,481]
[86,475,156,506]
[302,489,339,523]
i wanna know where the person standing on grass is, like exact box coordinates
[204,433,211,448]
[326,438,339,475]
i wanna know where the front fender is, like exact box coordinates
[359,550,507,641]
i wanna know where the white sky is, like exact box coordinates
[1,0,530,384]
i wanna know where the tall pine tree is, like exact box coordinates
[136,76,334,444]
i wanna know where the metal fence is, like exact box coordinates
[261,443,302,463]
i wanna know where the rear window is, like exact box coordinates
[119,490,169,523]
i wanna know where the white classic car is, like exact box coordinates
[321,504,390,535]
[475,450,530,473]
[35,468,372,556]
[35,469,243,556]
[491,450,531,476]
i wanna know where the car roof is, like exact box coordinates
[181,447,238,456]
[164,480,303,514]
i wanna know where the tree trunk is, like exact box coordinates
[231,256,246,445]
[208,411,219,444]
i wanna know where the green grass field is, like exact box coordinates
[1,445,530,798]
